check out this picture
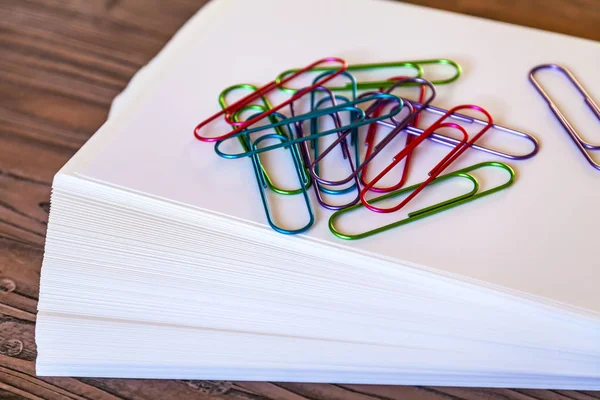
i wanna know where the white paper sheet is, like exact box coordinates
[60,0,600,313]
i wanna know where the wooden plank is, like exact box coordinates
[399,0,600,41]
[0,105,93,152]
[516,390,600,400]
[338,384,457,400]
[0,174,50,248]
[0,1,167,65]
[0,131,73,187]
[0,316,36,362]
[0,238,43,307]
[235,382,312,400]
[272,383,593,400]
[19,0,208,37]
[427,387,544,400]
[0,28,137,84]
[0,60,118,107]
[0,383,45,400]
[274,383,384,400]
[76,378,262,399]
[0,354,125,400]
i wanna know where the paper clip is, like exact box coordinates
[302,93,361,209]
[307,70,360,201]
[215,103,365,159]
[311,94,358,171]
[311,95,360,192]
[329,162,515,240]
[360,105,493,213]
[529,64,600,170]
[387,100,539,160]
[307,77,437,188]
[219,85,311,195]
[360,76,428,193]
[213,93,403,159]
[194,57,348,142]
[219,83,276,127]
[250,133,314,235]
[276,59,461,93]
[221,98,313,233]
[235,104,313,194]
[309,69,358,156]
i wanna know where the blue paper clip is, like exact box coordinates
[214,93,403,159]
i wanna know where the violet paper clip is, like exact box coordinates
[529,63,600,170]
[307,77,437,189]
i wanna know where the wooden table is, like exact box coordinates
[1,0,599,398]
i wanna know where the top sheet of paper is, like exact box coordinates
[60,0,600,314]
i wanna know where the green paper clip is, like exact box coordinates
[276,59,461,93]
[329,162,515,240]
[219,84,311,195]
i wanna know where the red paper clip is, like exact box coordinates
[194,57,348,142]
[360,105,493,213]
[360,76,427,193]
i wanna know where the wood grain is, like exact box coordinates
[399,0,600,42]
[0,0,598,398]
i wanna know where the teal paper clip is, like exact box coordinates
[251,133,314,235]
[219,84,312,195]
[214,93,404,159]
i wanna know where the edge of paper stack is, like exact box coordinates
[35,0,600,390]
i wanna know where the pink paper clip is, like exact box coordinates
[360,105,493,213]
[194,57,348,142]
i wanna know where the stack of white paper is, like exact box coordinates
[36,0,600,389]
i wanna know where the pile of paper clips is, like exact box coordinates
[194,58,540,240]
